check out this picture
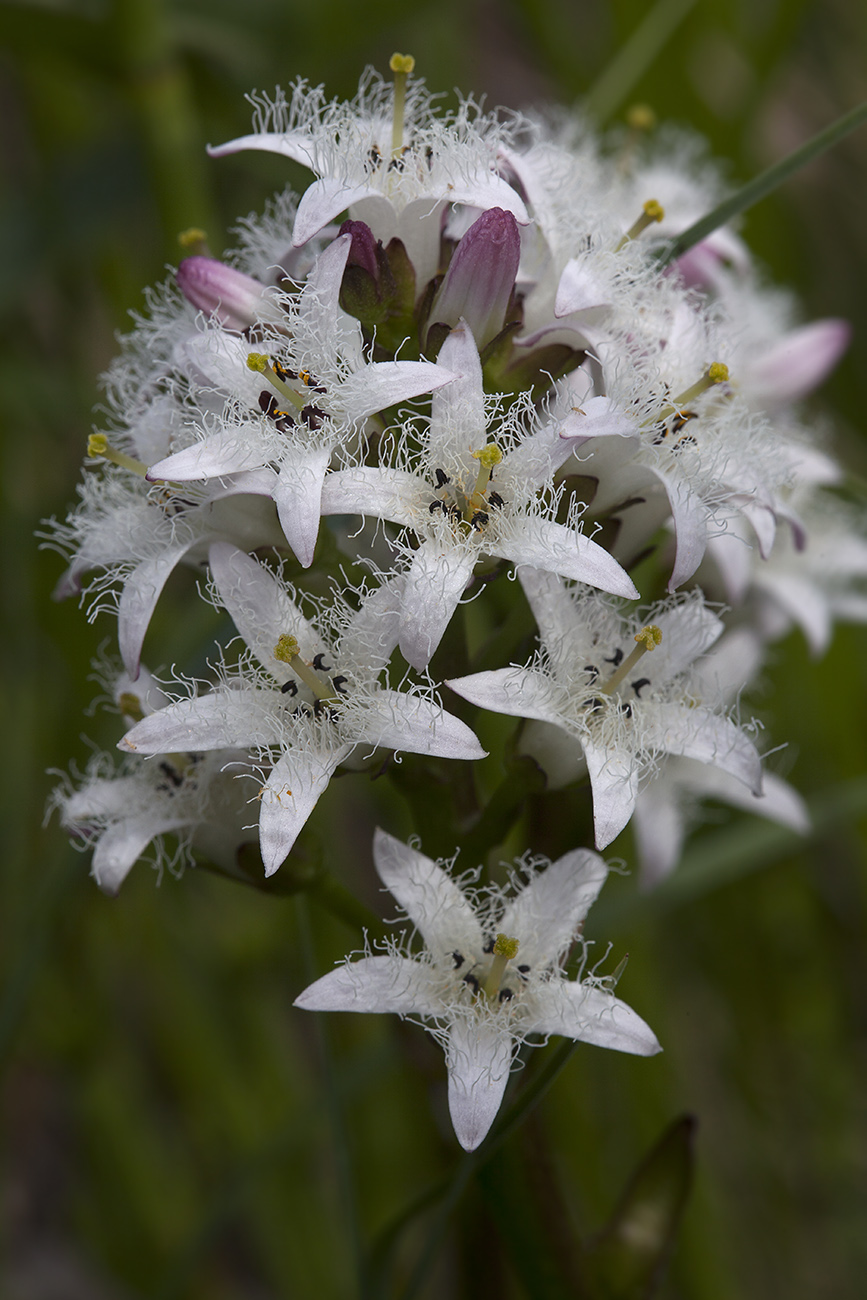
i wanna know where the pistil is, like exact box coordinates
[482,933,520,1001]
[247,353,307,411]
[389,52,415,159]
[273,635,339,702]
[615,199,664,251]
[468,443,503,512]
[600,625,662,696]
[87,434,148,478]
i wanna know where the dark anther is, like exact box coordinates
[258,391,293,430]
[585,696,604,714]
[452,951,465,969]
[366,146,382,170]
[584,664,599,681]
[281,680,298,696]
[300,404,325,429]
[158,761,183,788]
[671,410,697,434]
[313,699,338,721]
[498,988,514,1003]
[488,491,504,510]
[470,510,489,530]
[387,152,407,172]
[604,647,624,667]
[331,675,348,694]
[434,468,450,488]
[631,677,651,698]
[429,499,444,514]
[483,937,495,954]
[424,145,434,169]
[463,972,480,994]
[517,964,531,976]
[619,701,633,718]
[271,358,296,383]
[312,653,331,671]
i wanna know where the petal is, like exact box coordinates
[651,596,724,682]
[582,738,639,849]
[148,428,270,482]
[529,982,661,1056]
[446,667,565,728]
[496,518,639,599]
[354,692,487,760]
[632,783,685,889]
[294,953,441,1015]
[499,850,608,969]
[339,360,457,421]
[208,543,324,675]
[320,466,426,528]
[207,130,319,167]
[642,704,763,795]
[745,319,851,408]
[293,177,384,247]
[446,1015,515,1151]
[645,465,710,592]
[398,542,477,670]
[372,828,483,956]
[92,816,188,897]
[274,445,332,568]
[119,544,194,678]
[119,689,282,753]
[428,324,486,464]
[258,746,351,876]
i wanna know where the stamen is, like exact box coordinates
[600,624,662,696]
[87,434,148,478]
[482,933,520,1002]
[672,363,729,409]
[246,353,306,411]
[273,634,340,703]
[615,199,665,251]
[389,53,415,159]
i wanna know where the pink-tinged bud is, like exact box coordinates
[339,219,380,280]
[176,257,267,331]
[432,208,520,348]
[746,319,851,408]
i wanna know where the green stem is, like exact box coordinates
[656,101,867,266]
[585,0,698,125]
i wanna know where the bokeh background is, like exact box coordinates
[2,0,866,1296]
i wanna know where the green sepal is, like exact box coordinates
[582,1114,696,1299]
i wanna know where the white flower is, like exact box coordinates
[148,234,455,567]
[320,323,638,668]
[117,545,486,875]
[53,668,250,894]
[447,567,762,848]
[295,829,660,1150]
[207,67,528,285]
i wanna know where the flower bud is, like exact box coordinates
[431,208,520,348]
[176,256,267,331]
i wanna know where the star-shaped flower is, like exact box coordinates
[447,567,763,848]
[117,545,486,875]
[295,829,660,1150]
[148,234,455,567]
[320,323,638,669]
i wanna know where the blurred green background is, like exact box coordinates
[2,0,866,1296]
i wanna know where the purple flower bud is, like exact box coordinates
[176,257,267,331]
[432,208,520,348]
[339,220,380,280]
[746,319,851,408]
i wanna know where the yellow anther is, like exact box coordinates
[389,53,415,73]
[273,634,300,664]
[634,624,662,651]
[670,363,730,410]
[247,352,269,373]
[642,199,665,223]
[88,433,108,456]
[707,362,729,385]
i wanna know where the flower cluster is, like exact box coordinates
[49,56,861,1145]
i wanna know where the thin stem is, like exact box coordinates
[656,102,867,266]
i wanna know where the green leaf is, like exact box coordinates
[656,102,867,265]
[583,1115,696,1299]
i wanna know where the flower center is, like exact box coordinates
[581,624,662,718]
[427,444,506,533]
[273,635,348,717]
